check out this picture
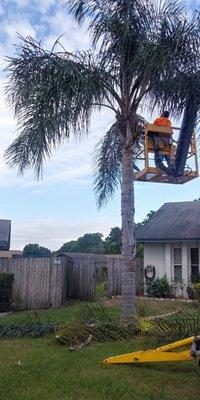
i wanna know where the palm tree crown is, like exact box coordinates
[4,1,200,322]
[5,1,199,192]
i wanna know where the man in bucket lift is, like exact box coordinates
[152,111,173,167]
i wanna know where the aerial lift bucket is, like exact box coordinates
[134,124,199,184]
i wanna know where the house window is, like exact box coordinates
[173,247,182,283]
[190,248,199,282]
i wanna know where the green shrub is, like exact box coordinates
[187,285,196,300]
[187,283,200,301]
[147,276,171,299]
[0,273,14,312]
[191,273,200,284]
[194,283,200,302]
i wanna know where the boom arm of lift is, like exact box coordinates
[153,99,199,178]
[103,335,200,365]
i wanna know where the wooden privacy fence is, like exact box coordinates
[63,253,108,301]
[107,256,144,298]
[63,253,144,301]
[0,257,67,310]
[65,256,96,301]
[0,254,144,309]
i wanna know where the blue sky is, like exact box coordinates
[0,0,199,250]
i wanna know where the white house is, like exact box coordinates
[136,201,200,297]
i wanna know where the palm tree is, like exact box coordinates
[5,1,200,322]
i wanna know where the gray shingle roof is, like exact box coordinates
[0,220,11,250]
[136,202,200,243]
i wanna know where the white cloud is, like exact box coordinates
[3,19,36,42]
[12,0,54,8]
[42,8,91,52]
[0,4,4,14]
[11,217,116,250]
[12,0,29,7]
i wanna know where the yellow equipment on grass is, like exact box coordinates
[103,335,200,365]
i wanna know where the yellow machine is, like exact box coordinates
[134,124,199,184]
[103,335,200,365]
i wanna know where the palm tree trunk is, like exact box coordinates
[120,139,136,323]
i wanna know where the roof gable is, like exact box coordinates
[136,202,200,243]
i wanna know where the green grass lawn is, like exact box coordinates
[0,299,199,400]
[1,297,197,325]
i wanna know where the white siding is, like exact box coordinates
[144,241,200,298]
[144,243,166,278]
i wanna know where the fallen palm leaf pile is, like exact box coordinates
[153,311,200,345]
[0,301,199,349]
[0,312,60,339]
[55,321,135,347]
[0,319,60,338]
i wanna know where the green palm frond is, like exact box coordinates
[154,311,200,343]
[4,37,115,177]
[93,114,145,208]
[93,122,122,209]
[142,9,199,114]
[68,0,156,79]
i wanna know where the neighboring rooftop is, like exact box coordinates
[0,219,11,251]
[0,250,22,259]
[136,202,200,243]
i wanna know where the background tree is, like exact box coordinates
[57,240,79,253]
[57,233,104,254]
[23,244,51,258]
[103,211,156,256]
[104,227,122,254]
[5,1,200,322]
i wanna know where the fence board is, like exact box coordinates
[65,256,96,301]
[0,257,67,310]
[64,254,144,301]
[107,256,144,298]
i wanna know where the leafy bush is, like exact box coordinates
[187,285,196,300]
[191,273,200,284]
[0,273,14,312]
[194,283,200,302]
[146,276,171,299]
[187,283,200,301]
